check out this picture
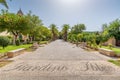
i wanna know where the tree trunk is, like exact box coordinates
[64,32,67,41]
[12,34,18,45]
[12,31,19,45]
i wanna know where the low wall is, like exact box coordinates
[99,48,115,57]
[7,48,25,58]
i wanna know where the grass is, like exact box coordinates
[108,60,120,66]
[39,41,48,44]
[101,46,120,54]
[0,44,32,54]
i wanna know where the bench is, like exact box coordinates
[99,48,115,57]
[7,48,26,58]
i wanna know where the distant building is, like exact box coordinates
[17,8,24,16]
[103,37,120,47]
[0,31,10,36]
[104,37,116,46]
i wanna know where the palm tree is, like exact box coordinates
[49,24,59,41]
[61,24,70,41]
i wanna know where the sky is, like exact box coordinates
[0,0,120,31]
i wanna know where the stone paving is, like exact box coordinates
[0,40,120,80]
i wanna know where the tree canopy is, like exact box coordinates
[0,0,11,9]
[103,19,120,40]
[71,24,86,34]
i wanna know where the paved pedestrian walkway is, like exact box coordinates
[0,40,120,80]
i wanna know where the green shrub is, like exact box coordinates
[0,36,10,49]
[38,41,48,44]
[87,41,92,47]
[93,43,98,50]
[7,35,12,39]
[15,39,20,46]
[6,36,13,45]
[108,44,113,50]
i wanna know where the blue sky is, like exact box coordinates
[0,0,120,31]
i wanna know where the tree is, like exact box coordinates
[0,11,30,45]
[100,19,120,45]
[102,30,110,43]
[108,19,120,40]
[34,26,52,41]
[71,24,86,34]
[0,0,11,9]
[49,24,59,41]
[26,11,43,42]
[61,24,70,41]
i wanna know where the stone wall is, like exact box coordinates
[104,37,116,46]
